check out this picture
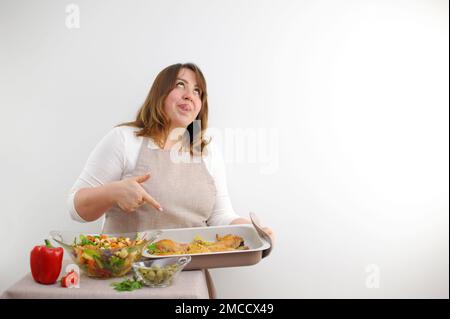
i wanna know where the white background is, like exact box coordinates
[0,0,448,298]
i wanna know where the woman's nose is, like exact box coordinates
[182,90,194,101]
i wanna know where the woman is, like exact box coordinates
[68,62,274,240]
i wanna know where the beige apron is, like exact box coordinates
[102,137,218,298]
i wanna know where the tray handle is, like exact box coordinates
[249,212,273,258]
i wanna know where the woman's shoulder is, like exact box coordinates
[111,124,141,136]
[108,125,143,143]
[94,125,144,157]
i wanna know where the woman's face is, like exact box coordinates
[164,68,203,130]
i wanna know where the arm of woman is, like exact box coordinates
[73,184,117,222]
[204,142,275,242]
[68,128,125,222]
[203,141,275,242]
[68,128,161,222]
[204,142,241,226]
[74,174,160,222]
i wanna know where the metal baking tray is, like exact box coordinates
[141,224,272,270]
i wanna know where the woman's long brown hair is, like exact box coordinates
[117,63,210,155]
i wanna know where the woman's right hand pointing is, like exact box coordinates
[111,173,163,213]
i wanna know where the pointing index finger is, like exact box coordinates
[142,192,163,212]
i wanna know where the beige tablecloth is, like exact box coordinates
[1,260,211,299]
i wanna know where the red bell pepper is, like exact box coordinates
[30,239,63,285]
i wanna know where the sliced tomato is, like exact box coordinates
[61,270,79,288]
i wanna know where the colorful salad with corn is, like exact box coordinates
[71,234,146,278]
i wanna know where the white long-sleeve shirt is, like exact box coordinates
[68,125,240,226]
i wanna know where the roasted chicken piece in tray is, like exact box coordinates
[148,234,249,255]
[153,239,189,254]
[203,234,248,252]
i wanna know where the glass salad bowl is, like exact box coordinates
[50,230,161,279]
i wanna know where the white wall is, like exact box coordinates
[0,0,448,298]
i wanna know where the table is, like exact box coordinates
[1,261,214,299]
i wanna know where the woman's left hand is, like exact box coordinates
[261,226,275,246]
[230,218,275,246]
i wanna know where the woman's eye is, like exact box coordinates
[176,82,200,96]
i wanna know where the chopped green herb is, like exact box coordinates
[111,278,143,292]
